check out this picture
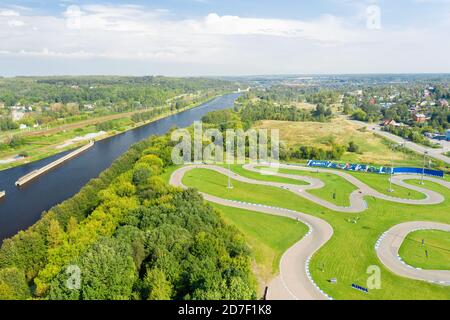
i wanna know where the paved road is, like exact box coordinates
[170,164,449,299]
[349,119,450,165]
[170,165,334,300]
[244,163,448,212]
[376,221,450,286]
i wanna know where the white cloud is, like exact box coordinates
[0,3,449,75]
[7,19,25,27]
[0,9,19,17]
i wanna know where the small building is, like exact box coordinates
[414,113,427,123]
[446,129,450,141]
[382,119,397,127]
[19,124,28,130]
[11,110,25,122]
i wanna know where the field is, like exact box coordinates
[211,203,308,293]
[254,117,427,167]
[399,230,450,270]
[181,167,450,300]
[233,165,425,205]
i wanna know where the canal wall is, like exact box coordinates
[15,141,95,187]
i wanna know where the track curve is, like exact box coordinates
[169,164,449,299]
[376,221,450,286]
[244,163,448,213]
[170,165,334,300]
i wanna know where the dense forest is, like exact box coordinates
[0,132,256,300]
[234,89,336,129]
[0,76,236,107]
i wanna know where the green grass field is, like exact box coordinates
[182,168,450,300]
[255,166,357,207]
[346,171,427,200]
[399,230,450,270]
[210,203,308,292]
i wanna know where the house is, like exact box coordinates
[382,119,397,127]
[439,99,449,108]
[19,124,28,130]
[382,119,406,128]
[379,102,394,108]
[11,110,25,121]
[414,113,427,123]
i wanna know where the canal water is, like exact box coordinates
[0,93,240,241]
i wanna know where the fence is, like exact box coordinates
[307,160,444,178]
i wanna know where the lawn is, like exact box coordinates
[226,164,309,186]
[399,229,450,270]
[256,166,357,207]
[182,168,450,300]
[254,165,425,204]
[210,203,308,294]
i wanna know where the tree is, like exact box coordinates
[0,267,31,300]
[347,141,360,153]
[48,238,137,300]
[143,268,173,300]
[352,108,367,121]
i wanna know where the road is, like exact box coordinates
[170,165,334,300]
[244,163,448,212]
[170,164,450,299]
[376,221,450,285]
[349,119,450,165]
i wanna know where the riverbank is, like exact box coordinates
[0,93,227,171]
[0,93,241,241]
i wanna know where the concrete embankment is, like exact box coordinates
[15,141,95,187]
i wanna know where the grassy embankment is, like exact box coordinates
[182,167,450,300]
[0,95,221,171]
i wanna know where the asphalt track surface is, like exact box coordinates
[170,164,450,300]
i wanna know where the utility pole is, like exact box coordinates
[421,151,428,185]
[388,156,394,193]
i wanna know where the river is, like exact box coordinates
[0,93,240,241]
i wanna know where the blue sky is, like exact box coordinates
[0,0,449,76]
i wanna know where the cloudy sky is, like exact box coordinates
[0,0,449,76]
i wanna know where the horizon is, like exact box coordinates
[2,72,450,79]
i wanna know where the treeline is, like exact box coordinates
[0,118,19,131]
[242,86,341,106]
[201,108,360,162]
[382,125,439,148]
[291,145,346,161]
[0,132,256,300]
[0,76,235,107]
[131,107,171,124]
[238,101,333,129]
